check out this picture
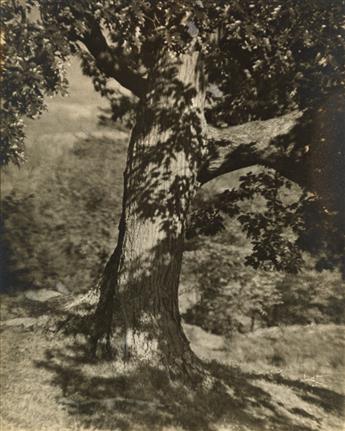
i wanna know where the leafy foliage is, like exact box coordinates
[0,0,70,164]
[271,269,345,326]
[2,0,344,160]
[188,168,344,274]
[183,240,284,335]
[205,0,345,125]
[183,235,345,336]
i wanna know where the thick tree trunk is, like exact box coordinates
[90,48,207,378]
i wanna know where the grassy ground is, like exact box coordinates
[0,291,344,431]
[1,59,344,431]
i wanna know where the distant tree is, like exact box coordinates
[1,0,344,379]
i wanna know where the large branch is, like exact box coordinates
[81,20,148,97]
[199,110,304,184]
[199,91,345,214]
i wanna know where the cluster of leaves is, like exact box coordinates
[188,168,344,274]
[236,171,344,274]
[98,0,345,127]
[234,171,305,272]
[205,0,345,125]
[0,0,71,164]
[186,187,239,239]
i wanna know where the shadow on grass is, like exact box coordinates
[253,371,345,415]
[34,332,345,431]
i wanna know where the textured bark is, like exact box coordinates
[199,110,303,184]
[199,90,345,214]
[92,47,206,377]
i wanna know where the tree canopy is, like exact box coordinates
[2,0,344,162]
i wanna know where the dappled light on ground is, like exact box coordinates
[24,333,345,431]
[1,293,344,431]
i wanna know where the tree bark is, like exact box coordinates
[91,47,207,378]
[199,90,345,216]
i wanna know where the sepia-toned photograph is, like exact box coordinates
[0,1,344,430]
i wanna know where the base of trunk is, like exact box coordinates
[93,311,207,383]
[58,286,212,387]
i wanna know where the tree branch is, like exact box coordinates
[199,91,345,213]
[199,110,304,184]
[81,20,148,97]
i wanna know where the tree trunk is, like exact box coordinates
[90,47,207,378]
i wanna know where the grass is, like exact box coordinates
[1,295,344,431]
[226,325,345,393]
[1,296,344,431]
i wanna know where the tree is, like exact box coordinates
[1,0,344,379]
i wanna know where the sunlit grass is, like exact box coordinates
[1,322,344,431]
